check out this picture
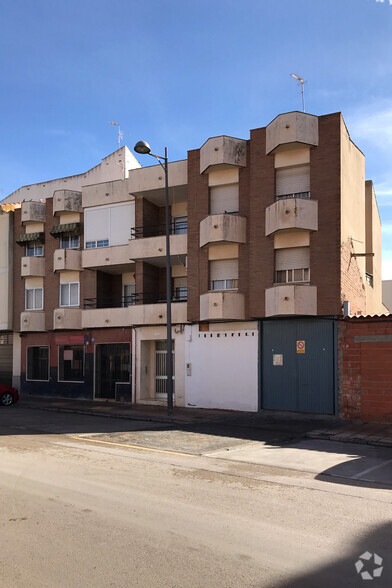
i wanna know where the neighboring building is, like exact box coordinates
[0,146,140,390]
[383,280,392,312]
[3,112,388,416]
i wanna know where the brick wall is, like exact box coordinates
[187,149,209,322]
[340,239,366,315]
[13,207,24,332]
[248,127,275,317]
[339,317,392,422]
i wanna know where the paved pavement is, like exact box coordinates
[19,395,392,448]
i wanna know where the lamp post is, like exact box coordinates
[134,141,173,415]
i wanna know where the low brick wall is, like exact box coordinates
[339,316,392,422]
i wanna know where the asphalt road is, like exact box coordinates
[1,406,391,587]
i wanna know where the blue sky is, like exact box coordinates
[1,0,392,275]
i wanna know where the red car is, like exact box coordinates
[0,385,19,406]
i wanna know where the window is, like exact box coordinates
[122,284,135,307]
[60,234,80,249]
[210,279,238,290]
[27,346,49,381]
[58,345,84,382]
[26,242,44,257]
[60,282,80,307]
[84,202,134,248]
[209,184,239,214]
[275,165,310,200]
[173,216,187,234]
[25,288,43,310]
[275,247,310,284]
[85,239,109,249]
[209,259,238,291]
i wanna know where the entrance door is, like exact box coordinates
[155,341,175,399]
[0,334,13,386]
[262,319,335,414]
[95,343,130,400]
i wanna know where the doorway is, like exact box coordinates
[95,343,131,400]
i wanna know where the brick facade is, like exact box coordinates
[339,317,392,422]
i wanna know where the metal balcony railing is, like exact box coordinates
[131,220,187,239]
[275,192,310,201]
[84,289,187,309]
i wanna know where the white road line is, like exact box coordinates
[351,458,392,480]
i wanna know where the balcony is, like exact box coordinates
[266,112,319,154]
[21,256,45,277]
[200,214,246,247]
[128,229,187,262]
[21,201,46,224]
[52,190,82,215]
[265,197,318,236]
[84,290,187,309]
[200,291,245,321]
[82,295,187,328]
[53,308,82,330]
[82,244,130,270]
[200,136,247,174]
[265,285,317,316]
[54,249,82,272]
[20,311,45,332]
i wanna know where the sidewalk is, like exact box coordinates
[19,396,392,448]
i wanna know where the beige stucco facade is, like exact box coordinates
[0,212,13,330]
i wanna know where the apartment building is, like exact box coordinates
[6,112,388,415]
[0,146,140,390]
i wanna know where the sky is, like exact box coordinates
[1,0,392,276]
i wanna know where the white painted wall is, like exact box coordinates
[1,146,140,205]
[184,323,259,412]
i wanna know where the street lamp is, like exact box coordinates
[134,141,173,415]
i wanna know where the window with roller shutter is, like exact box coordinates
[209,259,238,290]
[275,247,310,284]
[209,184,239,214]
[275,165,310,200]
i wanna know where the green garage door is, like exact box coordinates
[262,319,335,414]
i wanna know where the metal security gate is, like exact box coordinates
[155,342,175,399]
[262,319,335,414]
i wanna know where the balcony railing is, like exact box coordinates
[275,191,310,201]
[84,289,187,309]
[131,220,187,239]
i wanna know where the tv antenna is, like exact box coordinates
[290,73,305,112]
[109,121,130,148]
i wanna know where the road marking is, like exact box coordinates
[68,435,197,457]
[351,458,392,480]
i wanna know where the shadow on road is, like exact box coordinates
[273,521,392,587]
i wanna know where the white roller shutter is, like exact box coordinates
[210,184,239,214]
[210,259,238,280]
[84,208,109,244]
[110,203,133,246]
[275,247,310,270]
[276,165,310,197]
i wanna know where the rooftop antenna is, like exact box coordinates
[109,121,130,148]
[290,73,305,112]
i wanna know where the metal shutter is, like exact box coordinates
[173,277,187,288]
[210,259,239,280]
[275,247,310,270]
[276,165,310,196]
[210,184,239,214]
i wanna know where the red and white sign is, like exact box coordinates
[296,340,305,354]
